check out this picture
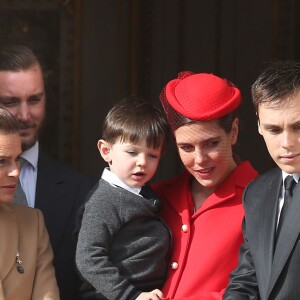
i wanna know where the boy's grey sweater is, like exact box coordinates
[76,179,171,300]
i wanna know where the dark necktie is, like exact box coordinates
[140,185,162,212]
[276,175,297,241]
[13,157,28,206]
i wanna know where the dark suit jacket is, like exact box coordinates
[35,147,96,300]
[224,167,300,300]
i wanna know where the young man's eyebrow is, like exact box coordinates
[291,121,300,127]
[261,123,279,129]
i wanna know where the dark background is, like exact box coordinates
[0,0,299,181]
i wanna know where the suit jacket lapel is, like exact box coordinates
[35,149,70,251]
[268,183,300,296]
[256,170,281,297]
[0,204,18,281]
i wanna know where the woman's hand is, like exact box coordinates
[136,289,163,300]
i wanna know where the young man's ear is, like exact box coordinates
[98,139,112,163]
[256,112,263,136]
[257,121,262,135]
[256,114,263,136]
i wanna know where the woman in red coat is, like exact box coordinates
[152,71,258,300]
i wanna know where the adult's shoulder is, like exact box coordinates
[242,167,281,210]
[246,166,280,190]
[38,147,97,185]
[5,203,43,226]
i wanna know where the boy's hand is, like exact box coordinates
[135,289,163,300]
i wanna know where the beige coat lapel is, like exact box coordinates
[0,280,5,300]
[0,204,18,282]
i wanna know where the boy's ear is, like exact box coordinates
[98,139,112,163]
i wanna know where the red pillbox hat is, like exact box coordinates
[162,71,241,120]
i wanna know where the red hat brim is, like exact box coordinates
[165,73,241,120]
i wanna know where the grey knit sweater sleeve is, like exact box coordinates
[75,179,170,300]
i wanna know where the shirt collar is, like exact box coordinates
[101,168,141,195]
[21,141,39,170]
[282,170,300,184]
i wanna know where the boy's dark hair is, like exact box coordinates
[102,96,170,150]
[252,60,300,112]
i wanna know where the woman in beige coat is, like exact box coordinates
[0,108,59,300]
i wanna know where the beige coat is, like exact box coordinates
[0,203,60,300]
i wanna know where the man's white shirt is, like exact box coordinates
[20,141,39,208]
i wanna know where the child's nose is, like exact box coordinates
[137,155,146,166]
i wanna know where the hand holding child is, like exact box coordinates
[136,289,163,300]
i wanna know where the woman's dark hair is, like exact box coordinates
[162,99,240,162]
[161,97,237,134]
[0,108,19,134]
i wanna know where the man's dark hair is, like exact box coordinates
[252,60,300,112]
[0,44,44,76]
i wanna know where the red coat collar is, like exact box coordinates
[153,161,258,215]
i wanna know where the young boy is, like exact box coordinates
[76,97,171,300]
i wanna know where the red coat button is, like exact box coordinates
[171,262,179,269]
[181,224,188,232]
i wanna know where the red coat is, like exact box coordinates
[152,161,258,300]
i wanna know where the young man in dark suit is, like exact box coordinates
[0,44,96,300]
[224,61,300,299]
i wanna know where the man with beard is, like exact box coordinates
[0,44,96,300]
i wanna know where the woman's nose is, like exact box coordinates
[194,149,207,164]
[9,163,20,178]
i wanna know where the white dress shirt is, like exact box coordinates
[277,171,300,226]
[20,142,39,208]
[101,167,142,196]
